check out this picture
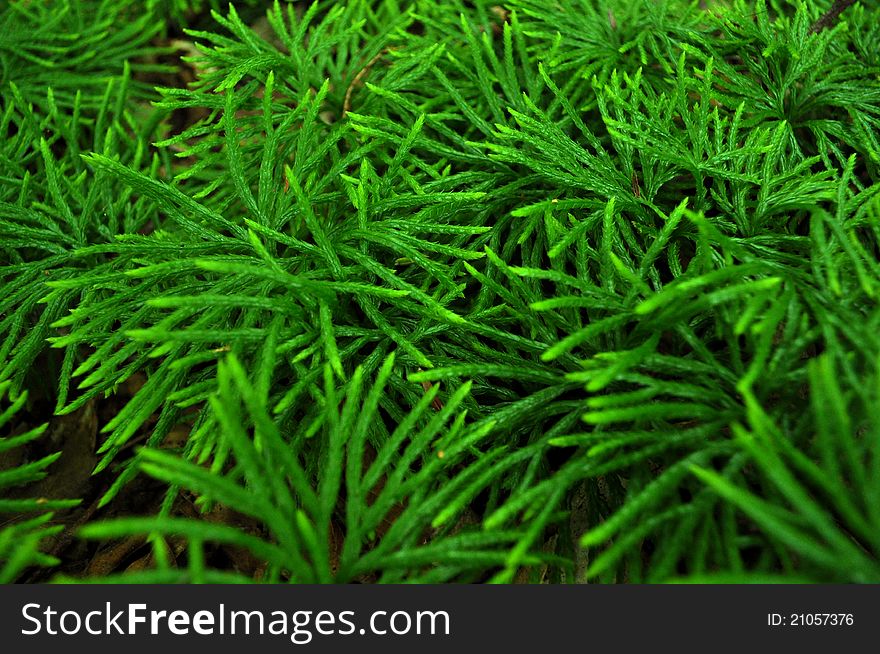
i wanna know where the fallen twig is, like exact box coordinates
[810,0,857,33]
[343,48,393,118]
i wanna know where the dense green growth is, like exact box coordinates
[1,0,879,583]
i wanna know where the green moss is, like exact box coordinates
[1,0,879,583]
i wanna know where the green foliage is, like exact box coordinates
[0,0,170,112]
[0,0,169,400]
[1,0,879,582]
[691,352,880,583]
[0,381,80,583]
[80,353,564,582]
